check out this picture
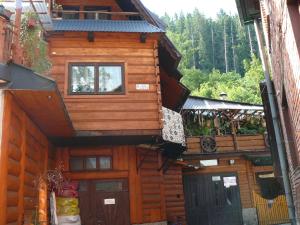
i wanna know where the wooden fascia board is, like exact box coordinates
[0,90,4,153]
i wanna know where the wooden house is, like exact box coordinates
[0,1,189,225]
[181,96,289,225]
[235,0,300,223]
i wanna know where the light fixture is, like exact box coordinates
[229,159,235,165]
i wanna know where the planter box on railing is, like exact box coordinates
[186,134,268,154]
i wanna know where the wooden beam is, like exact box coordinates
[63,171,128,180]
[0,90,11,225]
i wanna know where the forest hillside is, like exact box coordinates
[162,10,264,104]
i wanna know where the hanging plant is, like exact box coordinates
[20,11,51,74]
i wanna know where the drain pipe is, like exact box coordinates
[254,19,296,225]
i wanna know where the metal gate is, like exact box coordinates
[183,173,243,225]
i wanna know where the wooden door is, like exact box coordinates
[78,179,130,225]
[184,173,243,225]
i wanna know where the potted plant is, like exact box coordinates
[52,3,63,18]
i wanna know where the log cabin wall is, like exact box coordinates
[55,146,170,224]
[183,157,273,209]
[164,165,186,225]
[48,32,162,132]
[0,91,51,225]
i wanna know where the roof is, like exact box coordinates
[235,0,261,24]
[1,0,53,30]
[183,96,264,111]
[52,19,164,33]
[0,62,74,137]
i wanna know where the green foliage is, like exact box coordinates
[163,10,264,105]
[162,10,259,74]
[20,12,51,74]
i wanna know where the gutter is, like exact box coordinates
[254,19,297,225]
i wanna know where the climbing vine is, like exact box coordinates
[20,12,51,74]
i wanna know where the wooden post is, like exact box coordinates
[231,120,238,151]
[0,90,10,225]
[0,16,7,63]
[12,1,23,64]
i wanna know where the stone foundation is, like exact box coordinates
[133,222,167,225]
[242,208,258,225]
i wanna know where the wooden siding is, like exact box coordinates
[49,32,162,132]
[164,165,186,225]
[56,146,172,224]
[0,91,50,225]
[186,135,267,154]
[183,157,273,209]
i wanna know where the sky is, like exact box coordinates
[141,0,238,19]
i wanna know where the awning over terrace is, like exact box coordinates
[183,96,264,119]
[1,0,53,30]
[0,62,74,138]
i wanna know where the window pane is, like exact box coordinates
[95,181,122,192]
[84,6,111,20]
[79,181,88,192]
[70,158,84,171]
[71,66,95,93]
[86,157,97,170]
[99,157,111,169]
[62,6,80,19]
[98,66,123,93]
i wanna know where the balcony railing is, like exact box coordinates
[186,134,268,154]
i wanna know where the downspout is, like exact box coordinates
[254,19,297,225]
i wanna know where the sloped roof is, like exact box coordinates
[52,19,164,33]
[183,96,263,111]
[235,0,261,24]
[0,62,74,137]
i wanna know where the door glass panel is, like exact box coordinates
[79,181,88,191]
[99,157,111,169]
[95,181,122,192]
[70,157,84,171]
[86,157,97,170]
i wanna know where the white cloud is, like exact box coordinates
[141,0,238,18]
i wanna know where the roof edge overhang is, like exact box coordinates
[186,95,264,107]
[0,62,74,138]
[235,0,261,25]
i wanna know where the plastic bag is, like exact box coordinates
[57,215,81,225]
[56,198,80,216]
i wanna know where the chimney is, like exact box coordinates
[220,92,228,100]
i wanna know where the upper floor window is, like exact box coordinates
[69,63,125,95]
[84,6,111,20]
[62,5,80,19]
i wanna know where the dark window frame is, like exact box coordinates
[70,156,113,172]
[68,62,125,96]
[61,5,80,19]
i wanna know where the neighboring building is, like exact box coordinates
[0,1,189,225]
[181,96,289,225]
[236,0,300,223]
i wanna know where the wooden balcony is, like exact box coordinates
[186,134,268,155]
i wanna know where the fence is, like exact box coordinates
[253,192,290,225]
